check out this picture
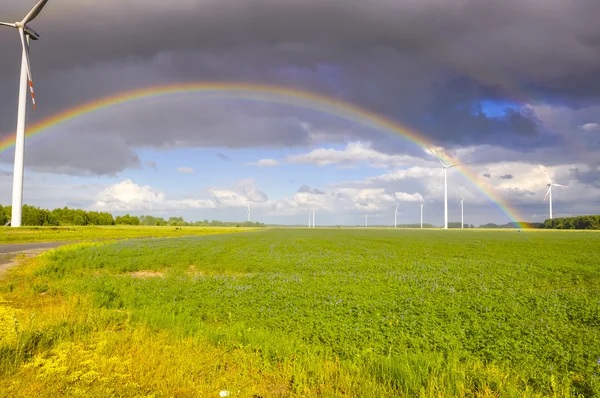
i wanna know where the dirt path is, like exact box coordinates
[0,242,71,279]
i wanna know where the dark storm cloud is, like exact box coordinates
[21,134,141,176]
[79,101,312,149]
[0,101,315,173]
[569,167,600,189]
[1,0,599,174]
[505,188,536,197]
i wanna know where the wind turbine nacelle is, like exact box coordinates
[24,25,40,40]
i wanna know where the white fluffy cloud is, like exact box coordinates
[286,142,433,168]
[90,175,427,217]
[208,189,248,207]
[269,186,425,216]
[92,178,269,212]
[580,123,599,132]
[208,179,269,206]
[246,159,279,167]
[93,179,215,211]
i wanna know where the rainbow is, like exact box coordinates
[0,82,528,227]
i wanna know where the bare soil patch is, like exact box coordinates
[127,271,165,278]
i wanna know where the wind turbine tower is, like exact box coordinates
[247,203,251,222]
[420,201,424,229]
[1,0,49,227]
[365,213,368,227]
[458,188,464,229]
[543,168,567,219]
[394,204,399,228]
[427,146,461,230]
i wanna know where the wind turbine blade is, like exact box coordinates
[19,28,37,109]
[425,145,447,168]
[449,159,472,168]
[543,187,551,201]
[543,168,552,184]
[456,186,464,198]
[22,0,49,24]
[18,28,36,109]
[0,22,16,28]
[552,184,567,188]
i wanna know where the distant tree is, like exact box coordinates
[2,205,10,222]
[0,205,7,225]
[168,216,185,226]
[115,214,140,225]
[140,215,167,226]
[73,214,85,226]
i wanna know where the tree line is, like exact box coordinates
[0,205,114,226]
[136,215,265,227]
[480,216,600,230]
[0,204,265,227]
[447,222,476,229]
[543,215,600,230]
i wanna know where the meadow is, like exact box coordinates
[0,229,599,397]
[0,225,257,244]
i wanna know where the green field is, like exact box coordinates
[1,229,599,397]
[0,225,257,243]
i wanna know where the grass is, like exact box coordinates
[1,229,599,397]
[0,225,258,244]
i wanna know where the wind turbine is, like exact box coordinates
[1,0,49,228]
[365,212,368,227]
[246,203,251,222]
[420,200,424,229]
[394,204,400,228]
[543,168,567,220]
[457,187,464,229]
[427,146,461,230]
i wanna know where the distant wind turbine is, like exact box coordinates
[457,187,464,229]
[365,212,368,227]
[394,204,400,228]
[543,168,567,220]
[427,146,462,230]
[1,0,49,228]
[420,200,424,229]
[247,203,251,222]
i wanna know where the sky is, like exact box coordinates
[0,0,599,226]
